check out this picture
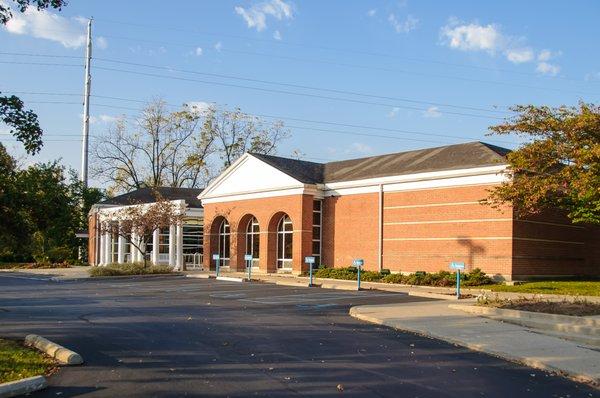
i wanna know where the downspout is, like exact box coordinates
[378,183,383,272]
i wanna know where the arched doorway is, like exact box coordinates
[276,214,293,269]
[246,216,260,267]
[217,218,230,267]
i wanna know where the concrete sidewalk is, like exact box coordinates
[349,300,600,386]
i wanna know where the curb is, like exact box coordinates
[448,304,600,327]
[216,276,245,283]
[348,307,599,386]
[185,274,213,279]
[408,291,461,300]
[25,335,83,365]
[0,375,47,398]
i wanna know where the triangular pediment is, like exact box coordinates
[200,154,305,199]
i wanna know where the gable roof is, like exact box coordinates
[98,187,204,208]
[251,142,509,184]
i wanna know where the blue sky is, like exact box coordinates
[1,0,599,187]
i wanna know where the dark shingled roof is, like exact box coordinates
[251,142,509,184]
[98,187,204,208]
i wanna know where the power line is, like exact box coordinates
[94,57,508,115]
[0,52,511,114]
[0,61,83,67]
[0,51,83,59]
[16,95,516,145]
[92,65,505,120]
[92,17,595,85]
[91,33,600,97]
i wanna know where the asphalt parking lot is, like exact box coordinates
[0,274,596,397]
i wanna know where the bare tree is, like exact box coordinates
[92,100,289,194]
[203,107,290,169]
[92,100,215,194]
[99,194,184,268]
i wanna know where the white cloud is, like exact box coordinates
[538,49,552,62]
[234,0,293,32]
[346,142,373,155]
[585,71,600,81]
[85,114,118,124]
[441,21,502,53]
[185,101,213,115]
[505,48,533,64]
[96,36,108,50]
[536,62,560,76]
[273,30,282,40]
[388,13,418,34]
[423,106,441,118]
[440,19,561,72]
[214,41,223,52]
[194,47,203,56]
[367,9,377,17]
[387,107,400,118]
[3,5,86,48]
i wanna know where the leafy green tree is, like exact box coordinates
[0,0,68,154]
[487,103,600,225]
[0,143,105,263]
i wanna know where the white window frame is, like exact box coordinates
[246,217,260,267]
[277,215,293,269]
[218,219,230,267]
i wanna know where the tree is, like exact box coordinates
[203,106,289,168]
[0,0,66,24]
[92,100,215,194]
[92,100,289,194]
[486,102,600,225]
[1,0,68,154]
[0,143,104,263]
[98,194,184,267]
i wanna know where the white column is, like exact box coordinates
[168,225,176,268]
[176,223,184,271]
[104,233,111,265]
[152,229,160,265]
[130,232,137,263]
[117,233,125,264]
[99,233,105,265]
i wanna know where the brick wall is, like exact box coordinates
[88,212,98,265]
[202,194,315,274]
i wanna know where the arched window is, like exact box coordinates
[277,215,293,269]
[218,219,230,267]
[246,217,260,267]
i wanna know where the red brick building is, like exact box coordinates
[200,142,599,280]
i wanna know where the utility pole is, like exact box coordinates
[80,18,93,188]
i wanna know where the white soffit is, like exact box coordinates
[201,154,304,200]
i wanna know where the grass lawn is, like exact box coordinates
[0,339,55,383]
[484,281,600,297]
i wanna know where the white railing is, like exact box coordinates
[184,253,203,269]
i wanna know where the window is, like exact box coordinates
[246,217,260,267]
[158,227,170,254]
[218,219,230,267]
[312,200,322,266]
[183,223,203,268]
[111,232,119,263]
[277,215,293,269]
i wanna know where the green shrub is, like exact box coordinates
[463,268,494,286]
[381,273,406,284]
[313,267,358,280]
[89,262,173,277]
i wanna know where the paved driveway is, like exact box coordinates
[0,274,596,397]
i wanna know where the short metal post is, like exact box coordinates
[357,266,361,291]
[216,257,220,277]
[309,263,313,286]
[456,269,461,298]
[247,259,252,281]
